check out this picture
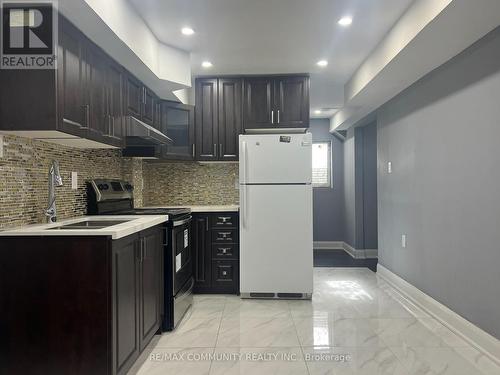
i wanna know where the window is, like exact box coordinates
[312,142,331,188]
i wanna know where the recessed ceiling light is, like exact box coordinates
[314,110,322,115]
[317,60,328,67]
[201,61,213,68]
[181,27,195,35]
[338,16,353,26]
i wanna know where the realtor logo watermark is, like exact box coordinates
[1,1,58,69]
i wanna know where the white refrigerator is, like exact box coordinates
[239,133,313,299]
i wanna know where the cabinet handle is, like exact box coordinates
[219,143,223,158]
[80,105,90,129]
[141,238,145,262]
[277,110,280,124]
[214,143,217,157]
[192,144,195,158]
[219,247,230,254]
[206,217,209,232]
[271,110,274,124]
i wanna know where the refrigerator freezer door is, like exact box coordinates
[240,184,313,295]
[239,133,312,184]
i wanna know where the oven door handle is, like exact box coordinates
[173,216,192,227]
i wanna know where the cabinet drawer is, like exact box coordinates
[212,229,238,243]
[212,244,238,259]
[210,213,238,228]
[212,260,238,286]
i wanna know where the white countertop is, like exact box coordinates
[143,205,239,212]
[0,215,168,240]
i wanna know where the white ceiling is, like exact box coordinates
[128,0,414,117]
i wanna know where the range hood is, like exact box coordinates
[122,145,161,159]
[125,116,173,146]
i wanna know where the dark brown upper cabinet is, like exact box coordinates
[57,19,87,137]
[0,16,129,148]
[243,75,309,130]
[242,77,274,129]
[105,59,125,142]
[195,77,242,161]
[85,45,108,141]
[274,76,310,128]
[218,78,242,161]
[142,87,156,126]
[195,78,219,161]
[124,72,159,130]
[125,73,143,119]
[161,102,195,160]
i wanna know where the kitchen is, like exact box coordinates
[1,1,500,374]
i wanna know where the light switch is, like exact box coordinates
[388,161,392,174]
[401,234,407,248]
[71,172,78,189]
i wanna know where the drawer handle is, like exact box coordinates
[219,247,230,254]
[219,216,231,223]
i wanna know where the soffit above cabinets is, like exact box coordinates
[59,0,192,101]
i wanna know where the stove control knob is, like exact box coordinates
[125,184,134,191]
[102,184,109,190]
[97,184,105,190]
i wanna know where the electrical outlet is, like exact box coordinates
[71,172,78,190]
[388,161,392,174]
[401,234,407,248]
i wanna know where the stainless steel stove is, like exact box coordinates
[86,179,193,331]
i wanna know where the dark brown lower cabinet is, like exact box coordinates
[192,212,239,294]
[0,225,163,375]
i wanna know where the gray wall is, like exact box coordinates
[377,27,500,339]
[310,119,344,242]
[361,122,378,249]
[343,123,378,249]
[343,128,356,246]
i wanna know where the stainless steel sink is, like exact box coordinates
[49,220,131,230]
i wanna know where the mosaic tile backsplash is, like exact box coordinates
[0,135,143,229]
[143,161,239,206]
[0,135,239,229]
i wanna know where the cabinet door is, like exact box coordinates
[112,234,140,375]
[84,45,108,140]
[195,78,218,161]
[138,227,162,351]
[274,76,309,128]
[218,78,242,160]
[57,19,87,137]
[125,74,142,118]
[243,77,274,129]
[142,88,155,126]
[161,102,195,160]
[105,61,124,144]
[212,260,239,292]
[193,215,211,290]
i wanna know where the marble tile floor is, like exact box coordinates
[128,268,499,375]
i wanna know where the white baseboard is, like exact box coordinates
[313,241,343,250]
[313,241,378,259]
[343,242,378,259]
[377,264,500,366]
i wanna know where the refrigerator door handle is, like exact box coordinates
[241,141,248,228]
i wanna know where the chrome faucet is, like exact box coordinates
[45,160,63,223]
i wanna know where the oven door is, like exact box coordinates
[171,216,193,296]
